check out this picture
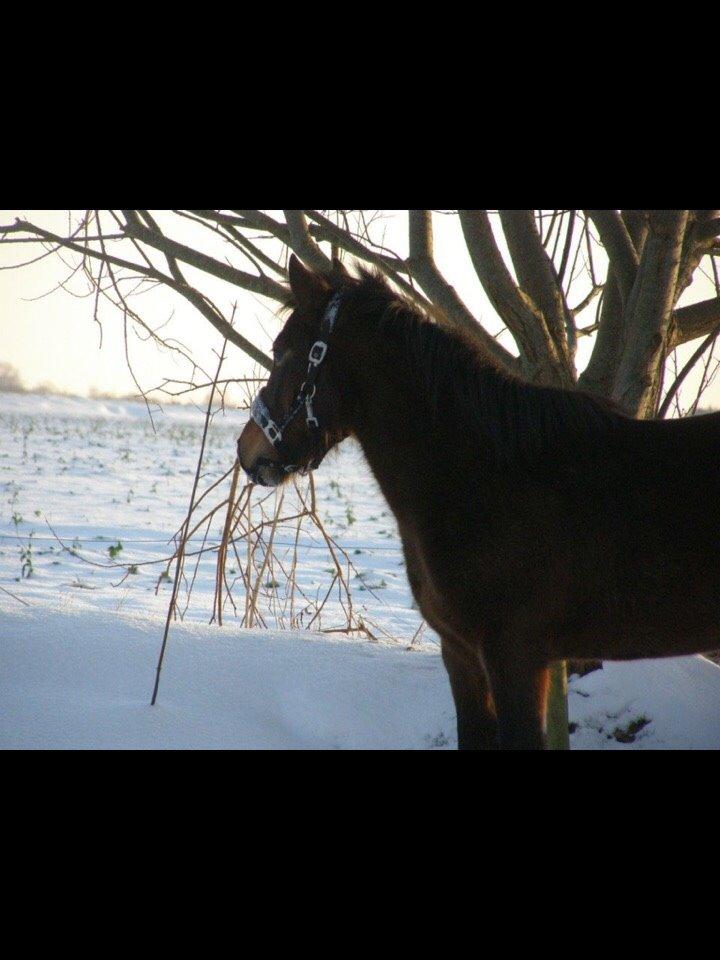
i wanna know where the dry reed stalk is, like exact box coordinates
[306,574,338,630]
[288,512,303,627]
[181,514,213,619]
[246,488,285,628]
[214,460,242,625]
[218,504,243,620]
[244,492,253,625]
[150,336,229,706]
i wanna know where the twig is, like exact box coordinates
[657,320,720,419]
[151,332,231,705]
[0,584,31,606]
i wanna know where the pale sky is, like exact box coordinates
[1,210,717,411]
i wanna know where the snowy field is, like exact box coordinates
[2,390,720,750]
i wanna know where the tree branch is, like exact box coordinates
[657,318,720,419]
[407,211,518,373]
[694,216,720,243]
[585,210,639,304]
[121,215,290,304]
[673,296,720,345]
[579,276,625,399]
[303,209,431,308]
[230,209,292,243]
[673,210,720,307]
[458,210,571,385]
[612,210,689,416]
[283,210,332,273]
[498,209,575,368]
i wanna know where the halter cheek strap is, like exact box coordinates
[251,394,284,447]
[248,291,342,474]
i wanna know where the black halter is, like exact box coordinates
[246,291,342,476]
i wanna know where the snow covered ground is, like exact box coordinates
[2,390,720,749]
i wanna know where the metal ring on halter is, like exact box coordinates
[308,341,328,366]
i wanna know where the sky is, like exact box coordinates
[1,210,717,410]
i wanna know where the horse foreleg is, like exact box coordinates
[483,651,550,751]
[441,640,498,750]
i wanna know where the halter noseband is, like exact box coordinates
[247,291,342,476]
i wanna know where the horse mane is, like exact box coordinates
[338,268,625,466]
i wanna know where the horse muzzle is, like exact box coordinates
[237,423,283,486]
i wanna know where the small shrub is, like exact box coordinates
[108,541,123,559]
[612,715,651,744]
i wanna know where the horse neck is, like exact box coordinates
[335,309,483,522]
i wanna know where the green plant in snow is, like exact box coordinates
[20,532,34,579]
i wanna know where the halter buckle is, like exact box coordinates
[308,341,328,366]
[306,394,319,429]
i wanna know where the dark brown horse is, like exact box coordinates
[238,254,720,749]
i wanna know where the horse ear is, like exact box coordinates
[331,255,350,281]
[288,253,328,307]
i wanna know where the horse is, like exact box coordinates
[238,253,720,749]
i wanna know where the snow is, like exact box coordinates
[0,603,452,750]
[570,656,720,750]
[2,390,720,750]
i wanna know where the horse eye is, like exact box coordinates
[273,345,291,366]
